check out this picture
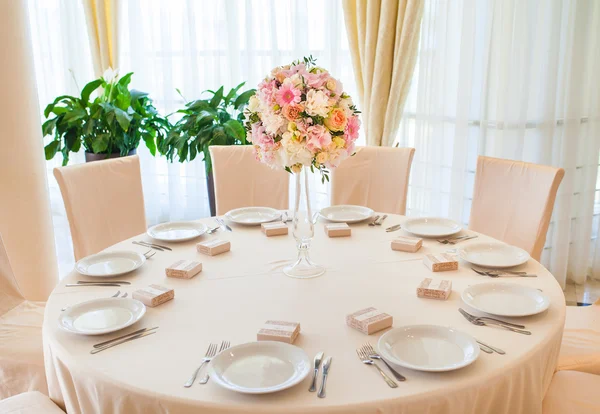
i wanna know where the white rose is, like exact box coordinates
[262,110,286,135]
[248,95,260,112]
[305,89,332,118]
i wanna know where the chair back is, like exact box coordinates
[210,146,290,215]
[330,146,415,215]
[469,155,565,261]
[53,155,147,260]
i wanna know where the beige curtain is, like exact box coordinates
[343,0,424,146]
[83,0,120,77]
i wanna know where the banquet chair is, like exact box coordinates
[0,233,48,400]
[210,146,290,216]
[542,370,600,414]
[53,155,147,261]
[0,391,64,414]
[557,299,600,375]
[330,146,415,215]
[469,156,565,261]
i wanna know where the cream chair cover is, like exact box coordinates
[53,155,147,261]
[0,391,64,414]
[209,146,290,216]
[330,147,415,215]
[557,299,600,375]
[0,234,47,399]
[542,370,600,414]
[469,156,565,261]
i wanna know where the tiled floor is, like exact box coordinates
[565,279,600,306]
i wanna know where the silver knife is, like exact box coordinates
[318,356,332,398]
[309,351,324,392]
[90,331,156,354]
[385,224,402,232]
[66,283,122,287]
[77,280,131,285]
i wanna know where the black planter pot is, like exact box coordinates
[85,149,137,163]
[206,170,216,217]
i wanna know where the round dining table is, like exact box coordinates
[42,214,566,414]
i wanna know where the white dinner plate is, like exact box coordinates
[59,298,146,335]
[147,221,207,242]
[377,325,480,372]
[208,341,311,394]
[402,217,462,238]
[76,251,145,277]
[224,207,281,225]
[459,242,530,268]
[462,282,550,317]
[319,205,375,223]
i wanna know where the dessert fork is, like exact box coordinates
[356,347,398,388]
[184,343,217,388]
[362,343,405,381]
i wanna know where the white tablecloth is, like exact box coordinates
[43,214,565,414]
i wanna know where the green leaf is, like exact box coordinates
[92,134,109,153]
[63,108,87,123]
[143,134,156,156]
[224,82,245,104]
[44,141,60,160]
[189,142,197,161]
[209,86,224,108]
[187,100,210,111]
[223,119,245,141]
[81,79,103,103]
[117,72,133,88]
[130,89,148,103]
[234,89,255,108]
[43,95,76,118]
[114,108,132,131]
[42,118,57,136]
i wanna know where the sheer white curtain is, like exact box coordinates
[397,0,600,287]
[28,0,356,275]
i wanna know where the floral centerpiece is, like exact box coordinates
[244,56,361,278]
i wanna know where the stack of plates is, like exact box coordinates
[319,205,374,223]
[59,298,146,335]
[147,221,207,242]
[402,217,462,238]
[459,242,530,268]
[76,251,146,277]
[462,283,550,317]
[224,207,281,225]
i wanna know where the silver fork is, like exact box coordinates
[184,343,217,388]
[362,343,405,381]
[437,235,470,244]
[368,215,380,226]
[206,226,219,234]
[62,290,121,311]
[143,249,156,259]
[356,347,398,388]
[199,340,230,384]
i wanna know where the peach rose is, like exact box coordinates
[324,108,347,132]
[283,104,303,121]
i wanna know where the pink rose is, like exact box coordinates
[324,108,348,132]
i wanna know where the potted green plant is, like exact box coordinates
[159,82,255,216]
[42,69,170,165]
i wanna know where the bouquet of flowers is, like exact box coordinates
[244,56,360,181]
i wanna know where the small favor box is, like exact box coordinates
[325,223,351,238]
[257,320,300,344]
[417,278,452,300]
[165,260,202,279]
[423,253,458,272]
[346,307,393,335]
[196,239,231,256]
[391,236,423,253]
[261,221,288,237]
[133,284,174,307]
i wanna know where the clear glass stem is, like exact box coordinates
[283,168,325,279]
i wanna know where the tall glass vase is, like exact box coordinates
[283,167,325,279]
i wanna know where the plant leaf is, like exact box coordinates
[92,134,109,153]
[44,141,60,160]
[234,89,255,108]
[42,118,57,136]
[224,82,245,104]
[223,119,245,141]
[81,79,103,104]
[114,107,132,131]
[209,86,224,108]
